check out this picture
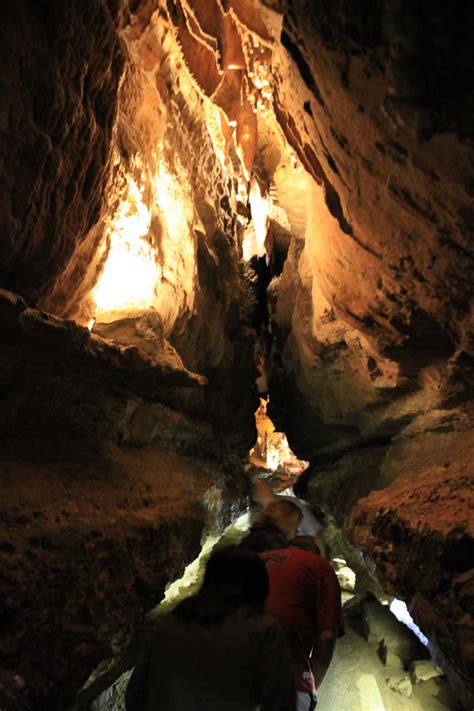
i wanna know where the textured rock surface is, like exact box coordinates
[0,4,262,705]
[0,289,207,445]
[0,1,123,305]
[0,440,245,710]
[270,1,474,457]
[0,0,259,445]
[308,408,474,707]
[0,285,248,709]
[265,3,474,703]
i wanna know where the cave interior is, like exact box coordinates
[0,0,473,709]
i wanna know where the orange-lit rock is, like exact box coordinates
[270,2,474,457]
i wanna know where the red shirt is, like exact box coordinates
[259,546,343,693]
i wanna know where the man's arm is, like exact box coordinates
[310,629,336,690]
[310,556,344,689]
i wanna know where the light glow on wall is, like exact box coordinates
[242,180,270,261]
[92,158,196,321]
[249,398,309,477]
[93,178,159,315]
[390,598,429,648]
[154,162,193,245]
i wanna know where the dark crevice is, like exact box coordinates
[439,535,474,573]
[281,31,326,108]
[249,256,272,338]
[324,179,353,235]
[311,433,394,465]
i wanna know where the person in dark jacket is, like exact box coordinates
[125,545,295,711]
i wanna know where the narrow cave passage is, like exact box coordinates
[79,503,462,711]
[85,185,469,711]
[77,393,461,711]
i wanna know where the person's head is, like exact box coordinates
[256,499,303,540]
[251,478,275,507]
[175,545,269,624]
[201,544,269,609]
[290,535,321,555]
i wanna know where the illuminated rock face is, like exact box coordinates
[0,2,123,307]
[267,3,474,705]
[0,3,260,444]
[0,5,260,707]
[269,1,474,456]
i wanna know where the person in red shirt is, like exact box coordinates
[241,499,344,710]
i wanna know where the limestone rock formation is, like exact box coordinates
[0,1,123,306]
[269,1,474,456]
[1,3,258,706]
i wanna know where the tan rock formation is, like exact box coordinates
[269,3,474,454]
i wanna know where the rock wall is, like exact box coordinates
[266,2,474,703]
[269,0,474,456]
[0,0,260,445]
[0,437,245,710]
[0,1,123,306]
[307,408,474,707]
[0,287,250,709]
[0,3,258,707]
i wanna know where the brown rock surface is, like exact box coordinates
[269,2,474,457]
[263,2,474,702]
[0,1,123,305]
[0,289,207,444]
[0,285,249,708]
[0,439,234,710]
[1,1,259,443]
[308,407,474,707]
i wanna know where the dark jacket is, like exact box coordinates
[125,606,295,711]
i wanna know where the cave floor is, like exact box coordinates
[319,622,459,711]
